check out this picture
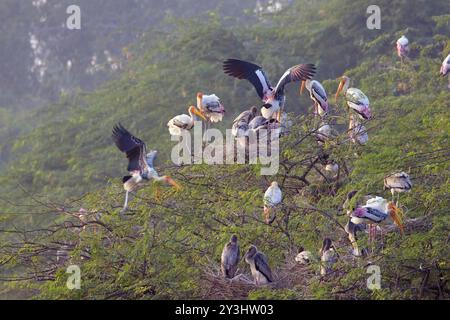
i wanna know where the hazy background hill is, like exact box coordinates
[0,0,449,300]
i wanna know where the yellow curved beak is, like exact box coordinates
[335,79,345,103]
[300,80,306,95]
[192,107,207,121]
[389,203,404,235]
[166,177,182,191]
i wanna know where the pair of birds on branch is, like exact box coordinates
[295,238,338,276]
[221,235,273,286]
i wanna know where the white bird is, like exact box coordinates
[320,238,337,276]
[300,79,329,117]
[336,76,372,120]
[295,247,312,264]
[167,106,206,136]
[384,172,412,205]
[112,124,182,213]
[351,197,405,243]
[197,92,225,123]
[223,59,316,120]
[244,245,274,285]
[396,35,410,63]
[348,114,369,145]
[221,235,240,279]
[440,54,450,89]
[316,123,333,145]
[263,181,282,224]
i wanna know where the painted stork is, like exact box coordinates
[231,106,258,137]
[319,238,337,276]
[315,123,333,145]
[167,106,207,136]
[300,79,329,117]
[396,35,410,63]
[348,114,369,145]
[384,172,412,206]
[112,124,182,212]
[263,181,282,224]
[221,235,240,279]
[295,247,312,264]
[351,197,405,246]
[223,58,316,120]
[344,219,368,257]
[335,76,372,120]
[440,54,450,89]
[244,245,274,285]
[196,92,225,124]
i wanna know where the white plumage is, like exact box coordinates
[440,54,450,77]
[167,106,206,136]
[348,114,369,145]
[263,181,282,224]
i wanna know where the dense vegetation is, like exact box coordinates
[0,0,449,299]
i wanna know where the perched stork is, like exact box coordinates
[315,123,333,145]
[221,235,240,279]
[231,106,258,137]
[396,35,410,63]
[440,54,450,89]
[112,124,182,212]
[223,58,316,120]
[295,247,312,265]
[351,197,405,244]
[384,172,412,205]
[348,114,369,145]
[319,238,337,276]
[335,76,372,120]
[197,92,225,124]
[344,219,367,257]
[263,181,282,224]
[244,245,274,285]
[167,106,206,136]
[300,79,329,117]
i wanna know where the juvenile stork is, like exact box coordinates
[231,106,258,138]
[335,76,372,120]
[167,106,207,136]
[396,35,410,63]
[300,79,329,117]
[440,54,450,89]
[223,58,316,120]
[319,238,337,276]
[295,247,312,265]
[112,124,181,212]
[348,114,369,145]
[244,245,274,285]
[384,172,412,206]
[221,235,240,279]
[263,181,282,224]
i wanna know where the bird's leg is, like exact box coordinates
[120,191,130,218]
[391,189,395,204]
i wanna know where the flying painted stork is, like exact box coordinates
[223,59,316,120]
[244,245,274,285]
[335,76,372,120]
[348,114,369,145]
[167,106,207,136]
[112,124,182,212]
[440,54,450,89]
[221,235,240,279]
[263,181,282,224]
[295,247,312,265]
[351,196,404,246]
[300,79,329,117]
[196,92,225,124]
[384,172,412,206]
[319,238,337,276]
[231,106,258,138]
[396,35,410,63]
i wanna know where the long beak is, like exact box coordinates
[389,204,404,235]
[196,92,203,109]
[166,177,182,191]
[192,107,207,121]
[335,79,344,102]
[300,80,306,95]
